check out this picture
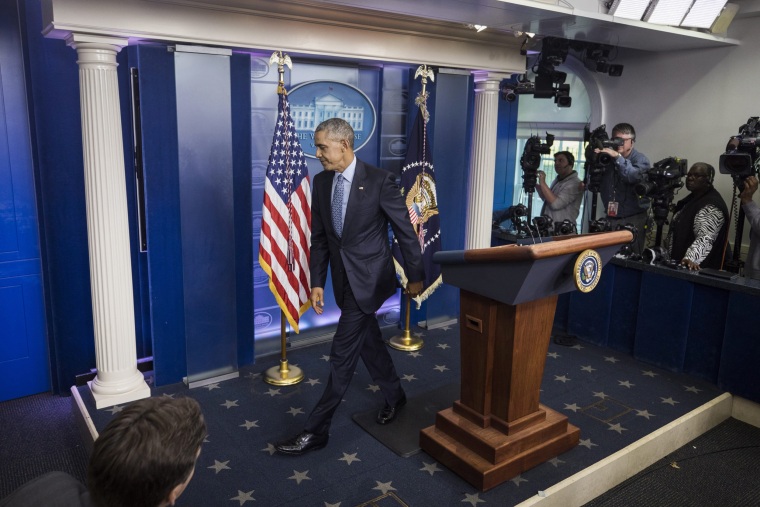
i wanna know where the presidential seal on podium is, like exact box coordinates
[574,248,602,292]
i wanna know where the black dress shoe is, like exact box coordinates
[274,431,328,455]
[376,394,407,425]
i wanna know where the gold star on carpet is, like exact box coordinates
[208,460,231,473]
[372,481,396,495]
[462,492,485,506]
[339,452,361,465]
[230,490,255,505]
[289,470,311,485]
[419,462,441,475]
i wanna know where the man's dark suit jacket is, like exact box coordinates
[0,472,92,507]
[310,159,425,314]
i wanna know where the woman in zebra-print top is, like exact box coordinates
[665,163,729,270]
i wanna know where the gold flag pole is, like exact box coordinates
[264,50,304,386]
[388,64,435,352]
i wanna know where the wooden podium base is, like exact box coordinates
[420,403,579,491]
[422,232,631,491]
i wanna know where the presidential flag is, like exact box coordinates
[259,91,311,333]
[392,103,442,306]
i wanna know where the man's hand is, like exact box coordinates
[595,147,619,159]
[681,259,700,271]
[406,281,424,298]
[537,170,547,185]
[310,287,325,315]
[740,175,758,205]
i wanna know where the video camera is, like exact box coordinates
[583,124,624,192]
[532,215,553,237]
[588,218,638,258]
[634,157,687,234]
[554,219,577,236]
[719,117,760,190]
[588,217,610,233]
[520,133,555,193]
[496,203,528,234]
[634,157,687,198]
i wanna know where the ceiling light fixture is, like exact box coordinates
[607,0,652,20]
[643,0,694,25]
[680,0,728,28]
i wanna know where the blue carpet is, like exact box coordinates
[77,324,724,506]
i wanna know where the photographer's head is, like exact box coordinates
[88,397,206,507]
[554,151,575,178]
[685,163,713,194]
[612,123,636,159]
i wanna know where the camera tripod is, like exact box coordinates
[724,189,747,273]
[650,195,671,248]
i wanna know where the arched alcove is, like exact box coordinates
[510,55,603,233]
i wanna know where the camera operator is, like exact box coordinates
[595,123,651,254]
[536,151,583,231]
[664,163,728,270]
[739,175,760,280]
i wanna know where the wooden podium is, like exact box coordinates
[420,231,632,491]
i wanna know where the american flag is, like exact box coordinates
[258,92,311,333]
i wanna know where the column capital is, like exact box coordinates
[64,33,129,51]
[471,71,510,84]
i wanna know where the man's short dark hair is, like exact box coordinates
[554,151,575,166]
[315,117,355,149]
[88,397,206,507]
[612,122,636,141]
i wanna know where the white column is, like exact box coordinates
[66,33,150,409]
[464,71,509,250]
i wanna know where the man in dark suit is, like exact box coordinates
[275,118,425,456]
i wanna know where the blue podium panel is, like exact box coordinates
[567,265,616,346]
[607,265,641,354]
[719,290,760,401]
[175,50,238,385]
[554,292,571,332]
[634,271,693,371]
[683,284,729,383]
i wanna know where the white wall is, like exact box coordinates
[594,16,760,247]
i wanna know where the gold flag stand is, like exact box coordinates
[388,293,423,351]
[264,312,304,386]
[263,50,304,386]
[388,64,435,353]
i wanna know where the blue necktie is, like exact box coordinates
[332,174,344,238]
